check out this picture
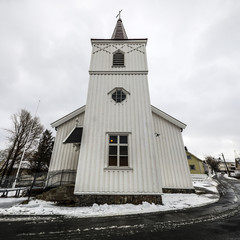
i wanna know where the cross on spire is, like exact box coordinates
[116,10,122,20]
[111,11,128,39]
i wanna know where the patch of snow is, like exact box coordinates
[0,177,219,218]
[192,176,219,193]
[0,197,27,208]
[0,194,218,218]
[223,173,239,181]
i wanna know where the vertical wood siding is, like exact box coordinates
[48,112,84,172]
[152,112,193,189]
[74,73,163,195]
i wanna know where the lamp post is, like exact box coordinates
[221,153,230,177]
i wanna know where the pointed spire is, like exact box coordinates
[111,12,128,40]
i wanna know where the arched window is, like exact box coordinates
[113,51,124,66]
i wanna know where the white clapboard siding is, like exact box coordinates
[74,72,163,195]
[152,112,193,189]
[48,111,84,172]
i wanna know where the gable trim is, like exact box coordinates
[151,105,186,129]
[51,105,86,129]
[51,105,186,130]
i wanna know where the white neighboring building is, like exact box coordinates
[47,17,193,204]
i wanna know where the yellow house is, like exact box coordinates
[186,150,206,174]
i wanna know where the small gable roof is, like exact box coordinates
[186,151,203,162]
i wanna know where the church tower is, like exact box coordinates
[74,16,163,201]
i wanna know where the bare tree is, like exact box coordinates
[205,156,220,174]
[0,109,43,186]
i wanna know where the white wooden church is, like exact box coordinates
[47,16,193,204]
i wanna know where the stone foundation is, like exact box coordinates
[36,185,162,206]
[163,188,195,193]
[36,185,79,205]
[37,185,197,206]
[75,194,162,206]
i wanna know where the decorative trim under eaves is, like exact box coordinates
[91,39,148,45]
[89,71,148,75]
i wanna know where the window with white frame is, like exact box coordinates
[108,134,128,167]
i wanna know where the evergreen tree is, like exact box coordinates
[30,129,54,173]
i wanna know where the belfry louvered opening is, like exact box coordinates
[113,51,124,66]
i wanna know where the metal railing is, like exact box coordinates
[45,170,76,188]
[0,187,29,197]
[0,173,47,189]
[0,170,76,198]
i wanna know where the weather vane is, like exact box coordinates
[116,10,122,19]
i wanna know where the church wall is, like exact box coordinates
[152,112,193,189]
[48,112,85,173]
[74,73,163,195]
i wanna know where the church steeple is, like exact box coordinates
[111,16,128,40]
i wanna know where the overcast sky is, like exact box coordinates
[0,0,239,161]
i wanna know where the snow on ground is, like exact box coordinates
[192,175,219,193]
[223,173,239,181]
[0,176,219,218]
[0,197,27,209]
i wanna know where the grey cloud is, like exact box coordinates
[0,0,240,161]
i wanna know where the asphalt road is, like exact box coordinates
[1,174,240,240]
